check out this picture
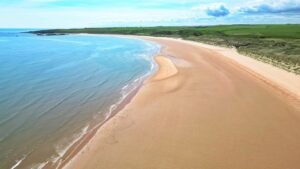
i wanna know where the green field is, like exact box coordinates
[32,25,300,74]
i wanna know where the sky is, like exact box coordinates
[0,0,299,28]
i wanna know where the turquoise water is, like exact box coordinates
[0,30,159,169]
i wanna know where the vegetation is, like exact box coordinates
[32,25,300,74]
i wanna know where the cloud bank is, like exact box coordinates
[205,4,230,17]
[239,0,300,14]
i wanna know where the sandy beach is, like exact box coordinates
[64,36,300,169]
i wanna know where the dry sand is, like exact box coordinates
[64,36,300,169]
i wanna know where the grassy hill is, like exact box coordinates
[32,25,300,74]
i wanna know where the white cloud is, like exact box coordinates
[193,0,300,18]
[238,0,300,14]
[193,3,231,17]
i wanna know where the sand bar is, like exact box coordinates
[64,36,300,169]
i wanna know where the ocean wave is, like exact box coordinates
[30,161,48,169]
[34,38,91,45]
[88,47,158,132]
[35,88,85,121]
[96,45,124,51]
[52,125,89,164]
[57,125,89,157]
[106,55,158,121]
[27,124,90,169]
[10,155,27,169]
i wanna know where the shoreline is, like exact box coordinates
[54,56,166,169]
[48,83,143,169]
[62,54,178,169]
[64,37,300,169]
[42,69,157,169]
[36,36,160,169]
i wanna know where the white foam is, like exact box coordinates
[30,161,49,169]
[38,124,90,168]
[89,53,158,133]
[30,37,90,45]
[55,125,89,158]
[10,155,27,169]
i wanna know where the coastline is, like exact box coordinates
[64,37,300,169]
[46,84,143,169]
[62,55,178,169]
[43,56,161,169]
[31,35,160,169]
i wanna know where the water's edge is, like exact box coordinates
[15,35,162,169]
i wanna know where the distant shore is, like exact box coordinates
[30,25,300,74]
[62,36,300,169]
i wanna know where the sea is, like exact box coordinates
[0,29,160,169]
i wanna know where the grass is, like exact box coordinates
[31,24,300,74]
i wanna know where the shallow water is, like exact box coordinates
[0,30,159,169]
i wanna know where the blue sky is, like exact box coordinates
[0,0,299,28]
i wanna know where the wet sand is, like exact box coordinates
[64,36,300,169]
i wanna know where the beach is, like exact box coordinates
[64,36,300,169]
